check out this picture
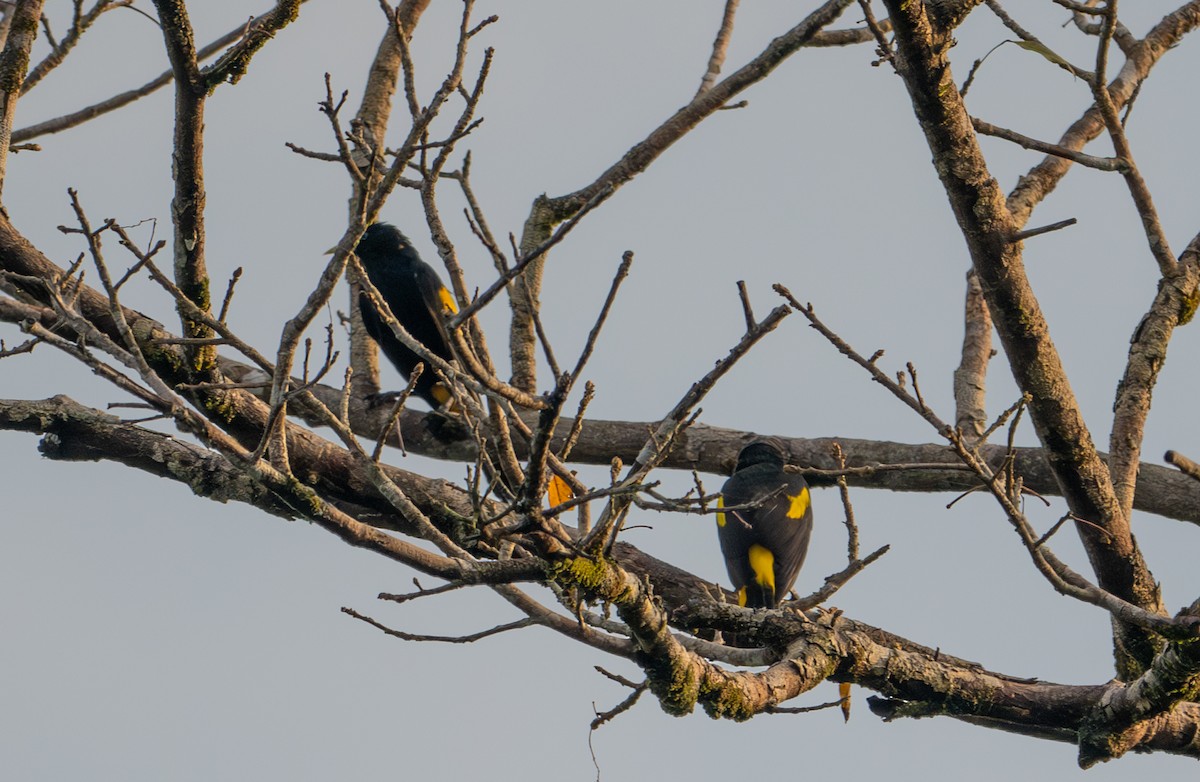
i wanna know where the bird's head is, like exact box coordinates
[356,222,413,261]
[734,438,787,472]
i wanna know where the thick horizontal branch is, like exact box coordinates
[6,393,1200,760]
[268,374,1200,525]
[0,394,295,519]
[2,266,1196,530]
[677,599,1200,762]
[0,394,544,587]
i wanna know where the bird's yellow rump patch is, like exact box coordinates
[716,495,726,527]
[787,486,811,519]
[748,543,776,593]
[438,287,458,314]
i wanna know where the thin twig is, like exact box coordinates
[778,286,952,436]
[832,442,859,560]
[1009,218,1078,243]
[582,304,791,553]
[569,251,634,382]
[736,280,756,332]
[371,366,422,461]
[1165,450,1200,484]
[856,0,892,65]
[217,267,243,324]
[696,0,739,96]
[451,184,614,329]
[378,579,469,604]
[973,118,1121,171]
[590,681,649,730]
[342,606,535,643]
[766,696,851,715]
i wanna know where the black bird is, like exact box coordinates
[717,439,813,609]
[355,223,458,409]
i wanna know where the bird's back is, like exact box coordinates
[718,460,813,609]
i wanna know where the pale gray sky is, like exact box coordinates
[4,2,1200,779]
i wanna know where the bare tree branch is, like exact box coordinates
[7,3,1200,765]
[880,0,1164,678]
[13,14,249,143]
[953,269,992,442]
[1006,3,1200,226]
[696,0,739,96]
[22,0,116,92]
[1109,233,1200,521]
[0,0,45,199]
[509,0,856,394]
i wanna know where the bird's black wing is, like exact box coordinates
[753,473,813,605]
[359,263,450,407]
[411,261,458,359]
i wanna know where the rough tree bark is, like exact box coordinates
[2,1,1200,771]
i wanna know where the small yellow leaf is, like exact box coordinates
[548,473,574,507]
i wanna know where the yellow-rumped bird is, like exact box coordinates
[717,439,813,609]
[355,223,459,409]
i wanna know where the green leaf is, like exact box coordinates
[1011,40,1078,76]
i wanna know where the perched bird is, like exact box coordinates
[717,439,813,609]
[355,223,459,409]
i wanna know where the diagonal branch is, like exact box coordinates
[1006,3,1200,227]
[226,362,1200,527]
[1109,234,1200,521]
[1087,3,1175,277]
[201,0,301,89]
[696,0,740,96]
[5,393,1200,758]
[22,0,114,92]
[508,0,856,394]
[0,0,46,200]
[12,14,252,144]
[880,0,1164,678]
